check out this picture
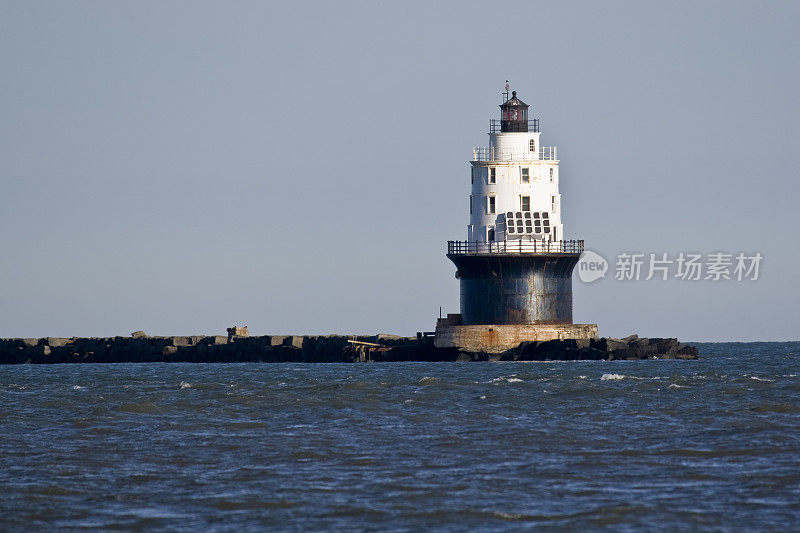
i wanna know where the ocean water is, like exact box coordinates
[1,342,799,531]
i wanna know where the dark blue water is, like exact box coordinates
[2,342,799,531]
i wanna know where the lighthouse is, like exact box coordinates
[435,86,598,353]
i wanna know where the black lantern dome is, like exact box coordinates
[499,91,530,132]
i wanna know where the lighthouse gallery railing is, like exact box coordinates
[447,240,584,255]
[472,146,558,162]
[489,119,540,133]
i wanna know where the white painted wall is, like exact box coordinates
[468,131,563,245]
[490,131,541,158]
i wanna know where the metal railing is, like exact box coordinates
[447,239,584,255]
[490,119,540,133]
[472,146,558,162]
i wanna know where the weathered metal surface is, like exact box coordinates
[447,253,580,325]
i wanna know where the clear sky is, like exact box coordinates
[1,1,798,341]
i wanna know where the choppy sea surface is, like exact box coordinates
[2,342,800,531]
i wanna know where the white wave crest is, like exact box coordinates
[668,383,688,389]
[72,385,86,390]
[489,376,523,384]
[179,381,192,389]
[601,373,625,381]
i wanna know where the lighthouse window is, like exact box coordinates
[469,195,473,215]
[521,168,529,183]
[471,167,474,184]
[550,168,554,182]
[487,196,496,214]
[551,195,558,212]
[529,139,535,152]
[489,167,496,184]
[521,196,530,211]
[488,228,495,242]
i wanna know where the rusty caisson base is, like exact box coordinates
[439,252,598,353]
[448,253,581,325]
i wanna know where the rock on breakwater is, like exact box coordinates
[0,333,697,364]
[495,335,698,362]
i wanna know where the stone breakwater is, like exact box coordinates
[0,334,697,364]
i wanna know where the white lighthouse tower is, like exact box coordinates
[468,89,563,247]
[435,86,598,354]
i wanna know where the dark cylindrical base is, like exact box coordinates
[448,253,579,325]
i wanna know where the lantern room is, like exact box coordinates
[499,91,530,132]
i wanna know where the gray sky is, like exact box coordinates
[1,1,798,341]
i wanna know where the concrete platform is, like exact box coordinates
[434,323,599,354]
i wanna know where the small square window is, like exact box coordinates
[521,196,530,211]
[521,168,529,183]
[489,167,496,184]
